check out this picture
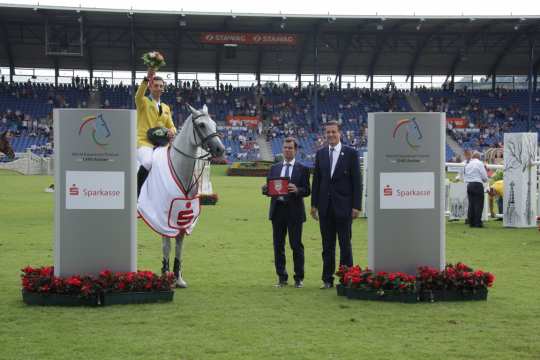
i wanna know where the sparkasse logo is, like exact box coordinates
[69,184,79,196]
[67,183,121,199]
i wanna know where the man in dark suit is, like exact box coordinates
[263,137,311,288]
[311,121,361,289]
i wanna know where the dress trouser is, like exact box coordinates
[319,200,353,283]
[272,202,305,282]
[467,182,484,227]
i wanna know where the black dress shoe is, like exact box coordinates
[320,282,333,289]
[274,281,288,288]
[294,280,304,288]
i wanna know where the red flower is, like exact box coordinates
[81,284,92,295]
[66,277,82,287]
[40,267,53,277]
[22,266,35,274]
[22,278,31,289]
[99,269,112,278]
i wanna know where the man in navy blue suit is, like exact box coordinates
[263,137,311,288]
[311,121,361,289]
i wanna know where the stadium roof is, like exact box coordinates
[1,4,540,79]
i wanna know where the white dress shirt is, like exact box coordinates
[463,158,488,183]
[328,142,342,177]
[280,158,296,178]
[150,96,161,111]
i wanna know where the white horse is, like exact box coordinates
[138,105,224,287]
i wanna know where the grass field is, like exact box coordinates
[1,166,539,360]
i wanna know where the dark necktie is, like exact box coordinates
[285,163,291,179]
[329,147,335,176]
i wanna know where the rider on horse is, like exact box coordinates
[135,68,176,196]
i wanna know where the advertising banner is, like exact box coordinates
[200,32,297,45]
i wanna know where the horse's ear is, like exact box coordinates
[186,104,198,115]
[202,104,209,114]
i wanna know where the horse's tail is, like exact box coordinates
[0,133,15,159]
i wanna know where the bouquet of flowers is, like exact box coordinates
[142,51,166,70]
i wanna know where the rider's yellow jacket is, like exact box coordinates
[135,79,176,148]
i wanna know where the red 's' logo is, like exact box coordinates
[69,184,80,196]
[177,201,194,227]
[383,185,393,196]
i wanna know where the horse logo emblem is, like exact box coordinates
[79,114,112,149]
[392,117,423,150]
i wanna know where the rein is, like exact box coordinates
[169,112,219,194]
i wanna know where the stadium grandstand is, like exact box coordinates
[1,4,540,165]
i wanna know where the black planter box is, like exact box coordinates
[101,291,174,306]
[346,288,418,303]
[419,288,488,302]
[22,290,100,306]
[336,284,347,296]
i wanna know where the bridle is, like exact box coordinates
[171,112,221,160]
[169,111,221,194]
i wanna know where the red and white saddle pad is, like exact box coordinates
[138,146,200,237]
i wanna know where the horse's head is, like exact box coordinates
[184,104,225,159]
[0,131,15,159]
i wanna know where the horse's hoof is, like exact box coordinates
[175,278,188,288]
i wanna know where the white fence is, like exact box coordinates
[0,150,54,175]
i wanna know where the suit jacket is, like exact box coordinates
[135,79,176,148]
[267,161,311,223]
[311,144,361,219]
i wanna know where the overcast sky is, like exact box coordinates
[3,0,540,16]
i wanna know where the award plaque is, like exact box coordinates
[267,177,289,197]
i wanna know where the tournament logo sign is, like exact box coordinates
[78,114,112,149]
[392,117,423,150]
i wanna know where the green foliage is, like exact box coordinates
[0,168,539,360]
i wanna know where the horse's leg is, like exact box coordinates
[173,234,188,288]
[161,236,171,275]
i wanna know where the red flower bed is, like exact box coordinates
[336,262,495,294]
[21,266,175,298]
[337,265,416,294]
[417,263,495,291]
